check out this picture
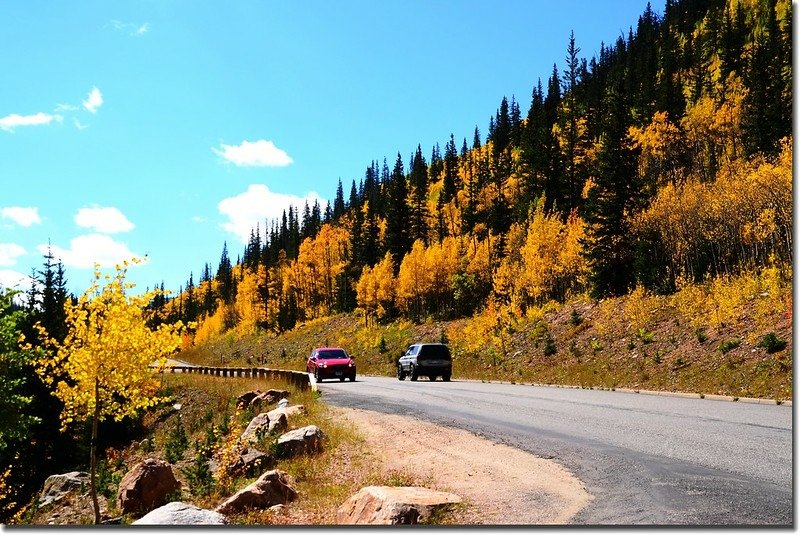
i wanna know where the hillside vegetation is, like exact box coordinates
[3,0,792,524]
[181,266,791,401]
[149,0,791,381]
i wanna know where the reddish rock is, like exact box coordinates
[215,470,297,515]
[336,486,461,525]
[116,458,181,517]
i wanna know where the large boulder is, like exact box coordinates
[38,471,89,507]
[267,404,305,422]
[275,425,326,458]
[132,501,228,525]
[215,470,297,515]
[236,390,263,410]
[336,486,461,525]
[117,458,181,517]
[241,413,271,443]
[238,447,273,475]
[251,389,290,410]
[238,389,291,410]
[268,412,288,434]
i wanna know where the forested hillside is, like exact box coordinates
[150,0,791,342]
[0,0,792,522]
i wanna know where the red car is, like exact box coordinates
[306,347,356,382]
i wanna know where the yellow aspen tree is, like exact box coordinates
[355,265,377,326]
[397,240,430,319]
[372,252,396,321]
[33,261,184,524]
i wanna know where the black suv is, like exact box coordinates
[397,343,452,382]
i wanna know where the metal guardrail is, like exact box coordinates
[152,365,311,391]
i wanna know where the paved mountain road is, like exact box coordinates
[317,376,792,525]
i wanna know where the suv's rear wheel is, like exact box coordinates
[410,365,418,381]
[443,373,451,382]
[397,365,405,381]
[429,375,436,381]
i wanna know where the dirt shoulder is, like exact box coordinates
[331,406,592,525]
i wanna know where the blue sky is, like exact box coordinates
[1,0,654,298]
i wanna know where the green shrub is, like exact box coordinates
[695,328,708,343]
[569,309,583,326]
[164,418,189,463]
[718,338,741,354]
[757,332,787,354]
[543,336,557,356]
[183,443,215,497]
[637,328,655,344]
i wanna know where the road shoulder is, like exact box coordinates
[331,406,592,525]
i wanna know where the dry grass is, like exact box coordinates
[33,372,436,526]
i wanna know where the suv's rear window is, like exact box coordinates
[318,349,347,359]
[418,345,451,360]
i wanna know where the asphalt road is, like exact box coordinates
[316,375,793,526]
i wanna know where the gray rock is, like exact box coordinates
[268,412,288,434]
[38,471,89,507]
[241,413,270,443]
[266,404,306,422]
[276,425,326,458]
[236,447,274,476]
[133,501,228,525]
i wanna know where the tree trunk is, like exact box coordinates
[90,378,100,524]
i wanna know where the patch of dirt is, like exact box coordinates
[331,407,592,525]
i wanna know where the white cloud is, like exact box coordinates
[74,206,134,233]
[73,118,88,130]
[213,140,293,167]
[0,244,26,266]
[82,87,103,114]
[41,234,142,269]
[0,269,32,295]
[2,206,42,227]
[218,184,325,243]
[111,20,150,36]
[0,112,62,132]
[55,103,78,112]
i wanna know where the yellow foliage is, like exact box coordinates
[292,224,350,318]
[356,252,396,324]
[635,138,792,279]
[396,240,429,317]
[515,200,588,305]
[235,266,267,336]
[593,298,619,337]
[194,304,227,346]
[214,410,244,492]
[628,111,685,184]
[671,265,791,334]
[624,286,658,333]
[33,261,184,431]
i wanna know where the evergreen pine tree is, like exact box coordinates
[441,133,460,204]
[216,242,234,304]
[385,153,411,268]
[333,179,346,220]
[408,144,429,245]
[581,80,639,298]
